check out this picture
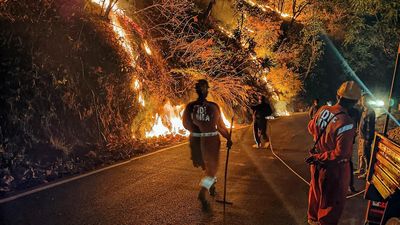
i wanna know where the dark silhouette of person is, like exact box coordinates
[309,98,320,119]
[251,95,273,148]
[182,79,232,210]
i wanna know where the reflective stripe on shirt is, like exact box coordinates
[337,124,354,135]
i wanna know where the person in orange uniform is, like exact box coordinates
[306,81,361,225]
[182,79,233,210]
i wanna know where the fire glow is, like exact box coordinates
[244,0,291,18]
[221,111,233,128]
[90,0,235,138]
[145,102,233,138]
[145,102,188,138]
[143,41,152,55]
[262,76,291,117]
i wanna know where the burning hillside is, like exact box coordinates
[0,0,252,194]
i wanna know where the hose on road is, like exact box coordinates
[267,124,365,199]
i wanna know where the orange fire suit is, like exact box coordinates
[307,104,356,225]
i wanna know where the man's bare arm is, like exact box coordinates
[182,105,195,132]
[216,106,232,148]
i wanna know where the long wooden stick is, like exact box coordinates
[217,116,234,210]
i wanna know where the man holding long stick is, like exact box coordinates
[182,79,233,210]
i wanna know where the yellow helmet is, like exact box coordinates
[337,81,361,100]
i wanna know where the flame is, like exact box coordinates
[276,110,290,116]
[244,0,291,18]
[245,27,255,33]
[217,25,234,38]
[143,41,152,55]
[90,0,124,15]
[261,77,291,117]
[262,76,268,83]
[110,14,137,67]
[132,78,140,90]
[250,53,258,61]
[145,102,233,138]
[247,0,256,6]
[90,0,138,68]
[162,102,188,136]
[138,93,145,106]
[145,102,189,138]
[90,0,237,138]
[145,114,170,137]
[221,111,233,128]
[90,0,190,139]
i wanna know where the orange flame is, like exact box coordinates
[138,93,145,106]
[143,40,152,55]
[131,78,140,90]
[145,102,189,138]
[145,102,233,138]
[244,0,291,18]
[262,77,291,117]
[220,111,233,128]
[145,114,170,137]
[90,0,236,137]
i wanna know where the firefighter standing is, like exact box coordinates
[309,98,320,119]
[182,79,233,210]
[347,106,362,193]
[306,81,361,225]
[251,95,273,148]
[354,94,376,179]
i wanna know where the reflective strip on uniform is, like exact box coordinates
[200,176,216,190]
[337,124,354,135]
[191,131,219,137]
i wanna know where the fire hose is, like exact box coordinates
[267,124,365,199]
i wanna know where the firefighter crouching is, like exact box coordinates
[306,81,362,225]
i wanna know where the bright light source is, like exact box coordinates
[368,100,385,107]
[375,100,384,107]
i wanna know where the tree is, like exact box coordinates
[301,14,324,79]
[290,0,312,24]
[267,64,302,101]
[313,0,400,88]
[127,0,256,117]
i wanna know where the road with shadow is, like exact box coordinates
[0,113,366,225]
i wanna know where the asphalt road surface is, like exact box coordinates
[0,113,367,225]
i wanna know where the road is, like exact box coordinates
[0,113,366,225]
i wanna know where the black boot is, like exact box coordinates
[198,188,210,211]
[209,183,217,197]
